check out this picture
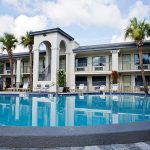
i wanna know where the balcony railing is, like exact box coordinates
[119,61,150,71]
[75,62,111,72]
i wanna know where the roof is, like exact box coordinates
[30,28,74,41]
[0,51,46,60]
[73,40,150,53]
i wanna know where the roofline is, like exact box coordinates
[30,28,74,41]
[73,40,150,53]
[0,51,46,60]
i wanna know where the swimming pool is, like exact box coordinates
[0,94,150,127]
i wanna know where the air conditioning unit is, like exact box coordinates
[137,65,148,70]
[6,70,11,74]
[76,67,85,71]
[94,66,104,71]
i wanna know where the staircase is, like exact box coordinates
[38,64,51,81]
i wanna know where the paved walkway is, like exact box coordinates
[0,142,150,150]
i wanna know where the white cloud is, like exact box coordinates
[0,15,15,35]
[129,0,150,19]
[41,0,126,29]
[0,14,48,52]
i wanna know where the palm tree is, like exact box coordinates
[0,33,18,88]
[20,32,34,91]
[125,17,150,94]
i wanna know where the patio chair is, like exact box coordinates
[42,84,50,92]
[112,84,118,92]
[79,84,85,92]
[100,85,106,92]
[35,84,42,91]
[69,85,76,92]
[19,83,29,92]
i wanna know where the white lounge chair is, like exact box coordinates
[79,84,85,92]
[100,85,106,92]
[19,83,29,92]
[42,84,50,92]
[35,84,42,91]
[112,84,118,92]
[70,85,76,92]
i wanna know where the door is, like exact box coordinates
[5,78,11,88]
[122,75,131,92]
[122,54,131,70]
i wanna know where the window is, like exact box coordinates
[93,56,106,66]
[92,76,106,86]
[6,63,10,70]
[135,54,150,65]
[135,76,150,86]
[76,76,87,86]
[75,58,87,67]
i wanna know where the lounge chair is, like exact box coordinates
[112,84,118,92]
[42,84,50,92]
[69,85,76,92]
[79,84,85,92]
[100,85,106,92]
[35,84,42,91]
[19,83,29,92]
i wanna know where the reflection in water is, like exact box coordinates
[0,95,150,127]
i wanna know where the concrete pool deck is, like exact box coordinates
[0,121,150,148]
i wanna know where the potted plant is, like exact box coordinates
[57,69,66,92]
[111,70,118,84]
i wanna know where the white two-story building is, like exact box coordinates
[0,28,150,92]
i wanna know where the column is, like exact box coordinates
[33,48,39,90]
[51,47,59,92]
[110,50,120,71]
[65,52,70,87]
[16,58,21,88]
[68,52,76,87]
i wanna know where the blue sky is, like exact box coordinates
[0,0,150,48]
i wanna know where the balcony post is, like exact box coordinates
[16,58,21,88]
[110,50,120,71]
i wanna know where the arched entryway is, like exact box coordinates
[38,41,51,81]
[59,40,66,71]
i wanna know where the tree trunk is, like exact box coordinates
[29,45,33,91]
[139,46,149,94]
[8,50,13,88]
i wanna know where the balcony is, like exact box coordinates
[119,61,150,71]
[75,62,111,72]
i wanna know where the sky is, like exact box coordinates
[0,0,150,52]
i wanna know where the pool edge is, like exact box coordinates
[0,121,150,148]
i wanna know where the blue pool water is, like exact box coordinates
[0,94,150,127]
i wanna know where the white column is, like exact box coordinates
[16,59,21,88]
[65,52,70,87]
[51,47,59,92]
[68,53,76,87]
[33,48,39,90]
[111,50,120,71]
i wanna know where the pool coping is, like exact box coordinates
[0,121,150,148]
[0,91,150,97]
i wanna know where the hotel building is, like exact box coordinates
[0,28,150,93]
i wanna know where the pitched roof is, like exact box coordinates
[73,40,150,53]
[30,28,74,41]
